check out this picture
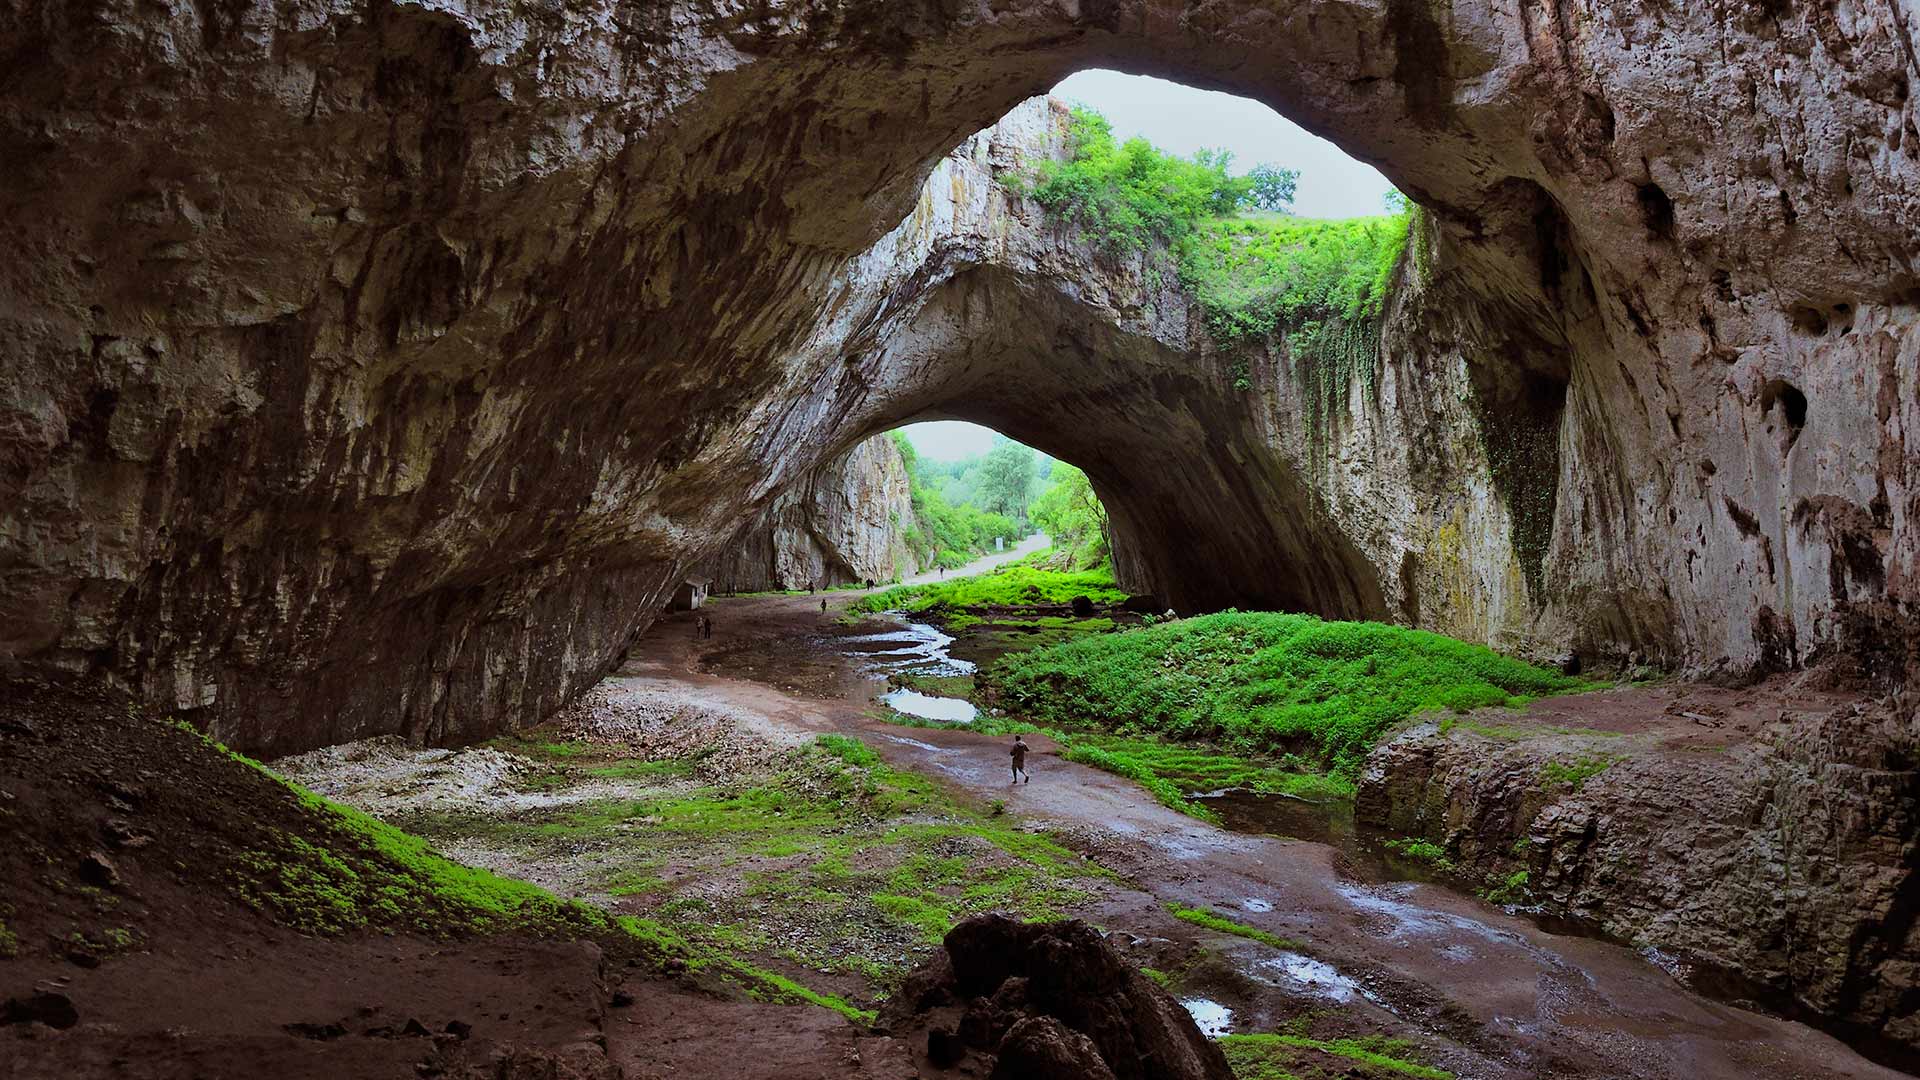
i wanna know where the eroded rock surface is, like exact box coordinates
[697,434,919,593]
[1,1,1917,754]
[1355,682,1920,1059]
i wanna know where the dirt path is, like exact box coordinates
[630,593,1907,1080]
[896,531,1050,586]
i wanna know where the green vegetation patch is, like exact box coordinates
[869,707,1336,825]
[1540,754,1618,792]
[1382,838,1456,873]
[1479,869,1530,906]
[171,723,869,1020]
[1016,106,1415,434]
[392,729,1107,997]
[855,565,1128,615]
[990,611,1588,775]
[1166,903,1302,951]
[1219,1033,1453,1080]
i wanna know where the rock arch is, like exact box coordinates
[1,1,1916,752]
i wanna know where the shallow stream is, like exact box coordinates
[843,618,980,723]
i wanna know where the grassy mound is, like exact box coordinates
[989,612,1585,773]
[166,724,875,1019]
[854,566,1128,615]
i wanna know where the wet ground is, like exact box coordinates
[652,587,1910,1080]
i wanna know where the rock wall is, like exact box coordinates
[696,435,920,593]
[1355,689,1920,1060]
[1,0,1917,753]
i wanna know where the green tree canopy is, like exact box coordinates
[1030,462,1110,569]
[972,440,1039,521]
[1246,164,1299,213]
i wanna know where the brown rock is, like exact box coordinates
[990,1016,1117,1080]
[891,915,1232,1080]
[77,851,118,889]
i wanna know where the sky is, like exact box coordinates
[901,420,1000,461]
[1049,69,1396,220]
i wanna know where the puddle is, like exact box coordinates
[880,733,949,753]
[1192,788,1354,846]
[1180,998,1233,1038]
[851,617,984,723]
[1335,882,1541,955]
[1241,898,1273,913]
[1254,952,1369,1004]
[880,689,978,723]
[839,622,975,677]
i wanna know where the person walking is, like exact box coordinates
[1009,734,1030,785]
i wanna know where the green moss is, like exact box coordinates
[1140,967,1170,987]
[487,737,597,760]
[1479,869,1530,905]
[990,611,1590,776]
[607,870,670,897]
[174,723,872,1020]
[854,566,1126,615]
[1165,903,1302,951]
[0,912,16,959]
[588,759,697,780]
[1219,1033,1452,1079]
[1383,838,1456,873]
[611,914,872,1023]
[1541,755,1617,792]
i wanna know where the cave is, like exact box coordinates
[2,2,1919,1078]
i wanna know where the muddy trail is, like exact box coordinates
[626,590,1907,1080]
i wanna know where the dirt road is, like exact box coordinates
[897,531,1051,586]
[625,591,1907,1080]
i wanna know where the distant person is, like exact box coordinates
[820,597,828,613]
[1009,734,1030,785]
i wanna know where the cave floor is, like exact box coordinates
[596,590,1907,1080]
[10,588,1901,1079]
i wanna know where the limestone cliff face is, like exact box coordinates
[1,0,1917,754]
[1356,691,1920,1055]
[697,435,919,593]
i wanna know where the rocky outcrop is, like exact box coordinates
[1355,684,1920,1060]
[696,435,919,593]
[876,914,1233,1080]
[1,1,1918,752]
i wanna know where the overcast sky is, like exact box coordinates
[901,420,1000,462]
[1050,69,1396,220]
[901,72,1395,462]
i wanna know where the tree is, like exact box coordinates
[1247,164,1299,213]
[972,440,1038,521]
[1029,463,1110,569]
[1382,188,1411,214]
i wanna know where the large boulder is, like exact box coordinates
[880,915,1232,1080]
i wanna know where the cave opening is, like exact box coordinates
[722,70,1415,621]
[6,8,1919,1076]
